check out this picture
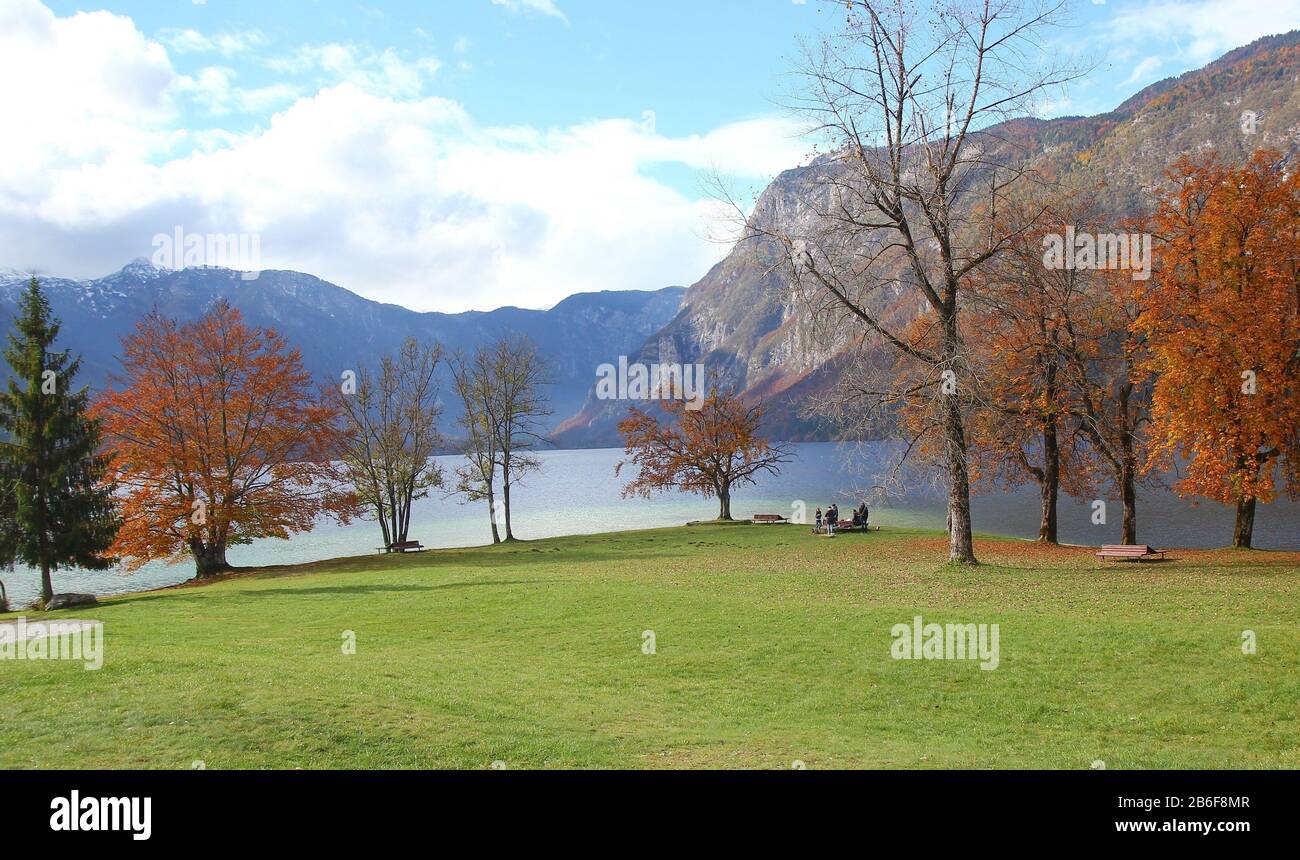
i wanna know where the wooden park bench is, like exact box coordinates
[1096,544,1166,562]
[752,514,788,524]
[377,540,427,554]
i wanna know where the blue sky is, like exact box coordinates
[45,0,838,146]
[9,0,1300,311]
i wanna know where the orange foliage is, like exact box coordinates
[966,222,1094,503]
[616,387,790,520]
[93,300,356,573]
[1139,151,1300,516]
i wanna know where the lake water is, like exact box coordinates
[4,442,1297,607]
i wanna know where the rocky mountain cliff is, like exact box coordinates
[0,262,683,437]
[553,31,1300,448]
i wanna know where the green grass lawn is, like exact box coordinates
[2,523,1298,769]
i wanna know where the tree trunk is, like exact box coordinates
[486,484,501,544]
[1037,474,1058,544]
[40,561,53,607]
[1117,383,1139,545]
[387,481,401,546]
[396,481,412,545]
[1119,459,1138,545]
[376,500,392,550]
[1233,495,1256,549]
[190,538,231,578]
[502,473,515,541]
[717,486,732,521]
[1039,421,1060,544]
[939,315,977,565]
[942,407,977,560]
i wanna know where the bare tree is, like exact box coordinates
[449,348,502,543]
[735,0,1080,564]
[335,338,444,550]
[449,336,552,542]
[487,337,552,541]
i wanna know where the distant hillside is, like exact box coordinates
[0,262,684,440]
[554,31,1300,448]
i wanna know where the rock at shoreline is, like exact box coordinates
[44,593,98,610]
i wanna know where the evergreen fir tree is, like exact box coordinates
[0,277,119,606]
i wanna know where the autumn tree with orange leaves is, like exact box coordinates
[968,205,1094,544]
[94,301,356,576]
[616,387,791,520]
[1139,151,1300,548]
[1055,259,1155,547]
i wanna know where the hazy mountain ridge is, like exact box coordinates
[0,262,684,437]
[553,31,1300,447]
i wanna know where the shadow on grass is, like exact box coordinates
[233,579,556,598]
[241,540,700,579]
[66,540,693,613]
[86,578,563,612]
[234,583,438,597]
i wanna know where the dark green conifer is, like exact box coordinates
[0,277,119,606]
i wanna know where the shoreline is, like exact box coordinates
[6,521,1299,615]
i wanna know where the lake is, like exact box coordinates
[4,442,1297,607]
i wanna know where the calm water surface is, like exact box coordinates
[4,442,1297,607]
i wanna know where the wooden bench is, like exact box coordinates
[752,514,788,524]
[377,540,426,554]
[1096,544,1165,561]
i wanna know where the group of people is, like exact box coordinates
[813,502,869,535]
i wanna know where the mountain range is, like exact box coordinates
[0,262,683,438]
[5,32,1300,449]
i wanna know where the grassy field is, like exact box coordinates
[2,523,1298,769]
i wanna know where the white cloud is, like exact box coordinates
[1106,0,1300,66]
[1120,55,1164,88]
[159,27,266,57]
[267,43,441,98]
[490,0,568,25]
[0,2,810,314]
[0,0,176,190]
[173,66,301,116]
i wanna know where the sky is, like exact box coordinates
[3,0,1300,313]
